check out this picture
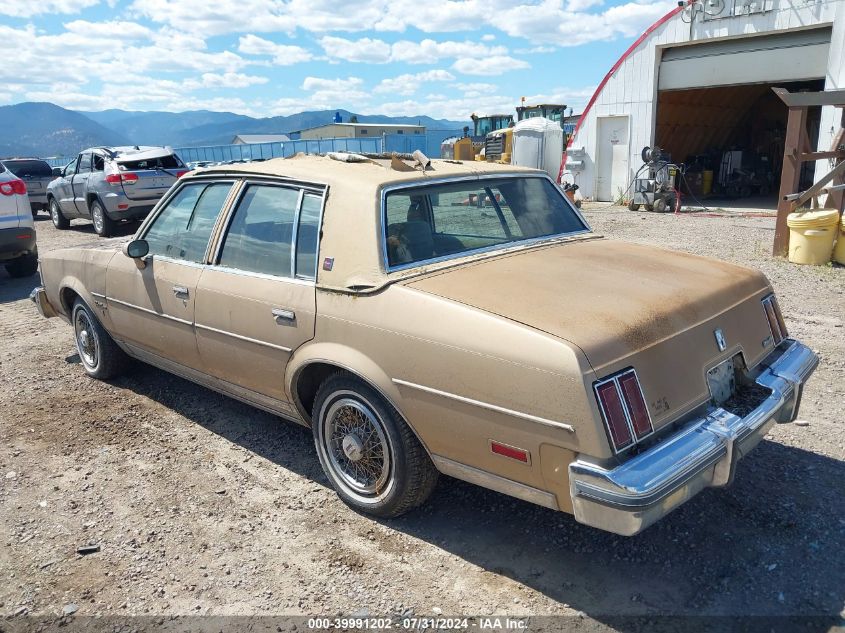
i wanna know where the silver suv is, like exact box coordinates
[0,163,37,277]
[0,158,54,216]
[47,146,188,237]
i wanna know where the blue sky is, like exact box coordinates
[0,0,674,120]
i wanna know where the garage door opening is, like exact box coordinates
[655,79,824,208]
[654,78,825,208]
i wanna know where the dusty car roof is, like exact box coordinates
[194,154,552,293]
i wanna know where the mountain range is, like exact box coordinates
[0,102,466,157]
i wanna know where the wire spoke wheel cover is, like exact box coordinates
[318,393,393,502]
[74,309,99,371]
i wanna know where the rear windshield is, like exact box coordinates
[384,176,587,268]
[118,155,183,171]
[2,159,52,178]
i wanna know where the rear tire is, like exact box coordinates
[628,200,640,212]
[5,251,38,278]
[312,373,438,518]
[72,299,130,380]
[91,200,115,237]
[49,198,70,230]
[653,198,668,214]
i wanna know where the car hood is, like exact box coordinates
[403,238,771,372]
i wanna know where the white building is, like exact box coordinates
[231,134,290,144]
[568,0,845,201]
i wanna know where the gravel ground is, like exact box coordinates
[1,208,843,632]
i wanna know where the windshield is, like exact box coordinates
[384,176,588,269]
[474,116,511,136]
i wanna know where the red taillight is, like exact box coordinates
[175,170,189,178]
[106,173,139,186]
[0,179,26,196]
[595,369,652,453]
[596,380,633,451]
[618,372,653,439]
[762,295,787,345]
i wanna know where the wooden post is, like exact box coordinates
[774,106,807,257]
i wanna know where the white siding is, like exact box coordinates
[573,0,845,200]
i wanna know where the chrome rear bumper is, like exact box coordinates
[569,340,817,536]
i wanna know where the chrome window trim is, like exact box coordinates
[393,378,575,433]
[593,367,654,456]
[202,264,317,287]
[296,189,326,282]
[379,172,592,273]
[210,179,327,282]
[290,188,305,277]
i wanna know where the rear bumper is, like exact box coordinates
[30,286,58,319]
[100,193,156,220]
[568,339,818,536]
[0,226,36,257]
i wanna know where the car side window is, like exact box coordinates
[144,182,232,263]
[63,158,78,177]
[92,155,105,172]
[217,184,299,277]
[77,153,92,174]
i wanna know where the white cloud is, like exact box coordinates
[318,35,519,67]
[481,34,496,42]
[237,34,313,65]
[300,76,369,108]
[374,70,455,96]
[132,0,385,36]
[452,56,530,76]
[318,36,391,63]
[63,20,153,40]
[0,0,100,17]
[197,72,269,89]
[128,0,673,49]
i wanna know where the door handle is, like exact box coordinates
[172,285,189,298]
[272,308,295,323]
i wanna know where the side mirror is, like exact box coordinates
[52,167,62,177]
[123,239,149,259]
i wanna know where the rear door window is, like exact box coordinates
[144,182,233,263]
[77,154,92,174]
[217,185,300,278]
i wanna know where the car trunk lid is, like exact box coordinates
[404,238,775,429]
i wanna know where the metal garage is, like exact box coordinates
[567,0,845,202]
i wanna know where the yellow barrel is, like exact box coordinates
[702,170,714,195]
[833,212,845,265]
[786,209,839,265]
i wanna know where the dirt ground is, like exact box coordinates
[1,206,843,632]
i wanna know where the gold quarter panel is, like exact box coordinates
[303,285,602,493]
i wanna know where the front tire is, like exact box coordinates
[313,374,438,518]
[49,198,70,230]
[72,299,130,380]
[628,199,640,212]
